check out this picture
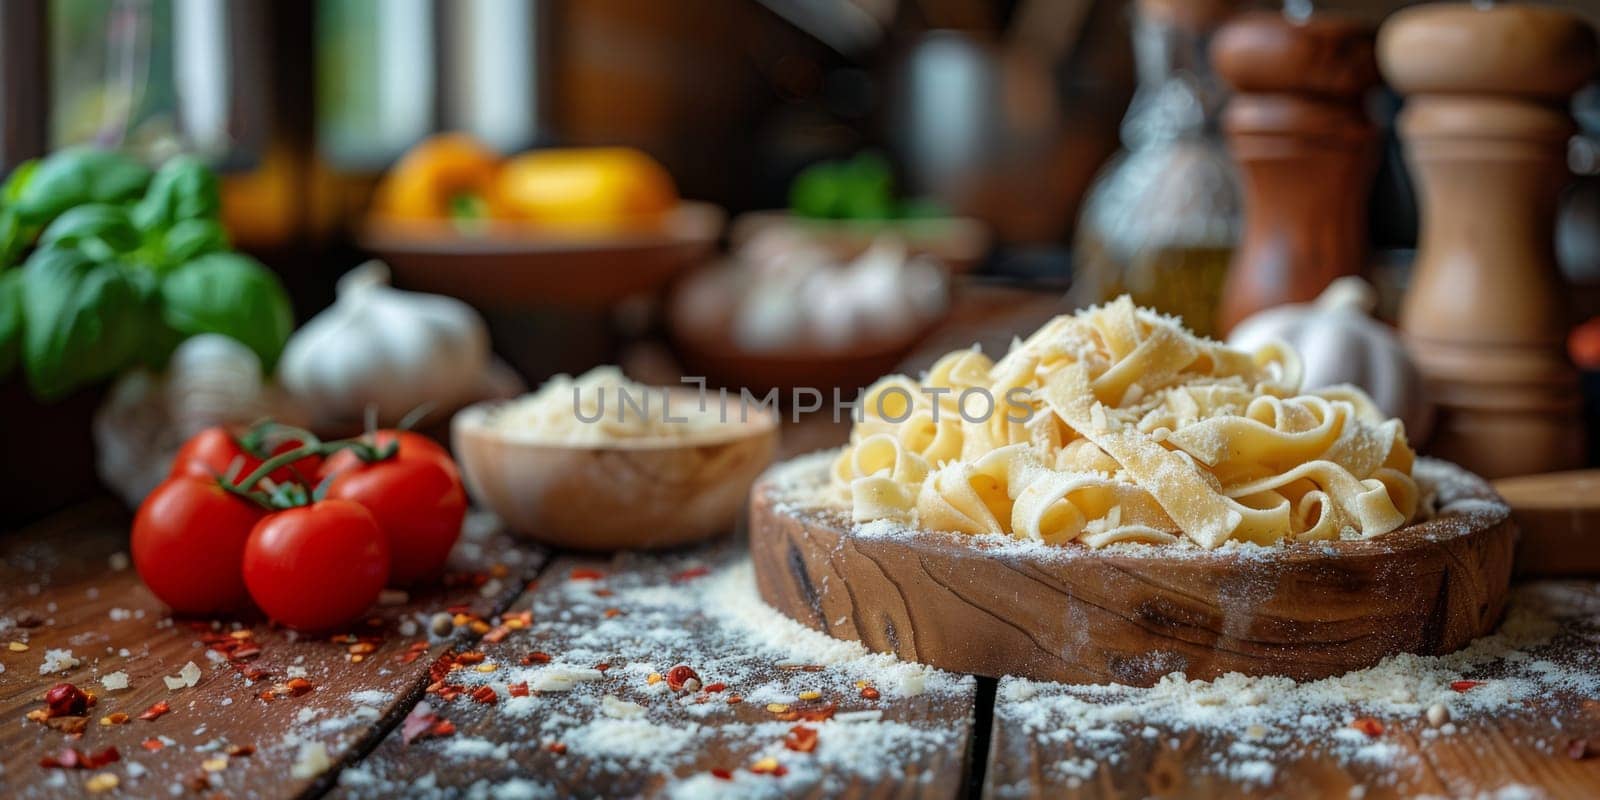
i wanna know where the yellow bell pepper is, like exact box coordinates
[373,133,504,221]
[494,147,677,231]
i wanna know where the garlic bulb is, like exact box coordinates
[278,261,490,426]
[95,334,292,507]
[1228,277,1434,442]
[166,334,268,438]
[726,235,948,352]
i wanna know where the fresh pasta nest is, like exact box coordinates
[830,296,1424,548]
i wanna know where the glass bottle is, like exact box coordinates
[1071,0,1239,337]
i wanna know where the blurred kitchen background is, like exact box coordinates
[3,0,1600,524]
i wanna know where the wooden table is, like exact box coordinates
[5,288,1600,798]
[5,492,1600,799]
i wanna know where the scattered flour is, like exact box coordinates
[988,581,1600,796]
[335,548,974,798]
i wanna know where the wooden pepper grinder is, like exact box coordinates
[1212,11,1382,335]
[1379,3,1598,478]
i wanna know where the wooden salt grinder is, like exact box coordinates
[1212,11,1381,335]
[1380,4,1597,478]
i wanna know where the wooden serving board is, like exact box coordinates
[1493,470,1600,577]
[751,457,1516,686]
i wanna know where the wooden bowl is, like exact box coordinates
[729,210,989,273]
[357,201,724,310]
[751,455,1515,686]
[451,393,779,550]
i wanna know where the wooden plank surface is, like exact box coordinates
[983,582,1600,799]
[330,538,980,799]
[0,501,544,799]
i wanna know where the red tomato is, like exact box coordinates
[325,453,466,586]
[132,477,266,615]
[242,500,389,631]
[170,427,323,488]
[320,430,456,481]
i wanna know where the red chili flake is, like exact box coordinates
[508,683,530,698]
[860,686,881,700]
[704,682,726,693]
[431,720,456,737]
[455,651,486,665]
[39,748,80,769]
[285,678,314,697]
[666,665,702,692]
[784,725,819,753]
[673,565,711,582]
[44,683,91,717]
[230,644,262,661]
[546,742,567,755]
[727,695,744,704]
[240,667,270,682]
[141,738,164,752]
[138,701,171,721]
[1450,680,1484,693]
[603,608,623,618]
[471,686,498,705]
[594,663,611,673]
[45,715,89,735]
[569,568,605,581]
[593,588,615,598]
[522,651,552,666]
[1569,738,1594,760]
[402,703,452,745]
[226,744,255,757]
[482,626,510,644]
[710,768,733,780]
[797,703,837,723]
[85,746,120,768]
[39,746,119,770]
[1351,717,1384,738]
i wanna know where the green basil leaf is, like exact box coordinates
[38,203,141,258]
[133,155,221,231]
[15,148,153,226]
[3,159,37,205]
[118,267,178,369]
[160,253,292,371]
[159,218,230,264]
[789,161,844,219]
[19,247,150,399]
[0,208,25,268]
[0,269,22,379]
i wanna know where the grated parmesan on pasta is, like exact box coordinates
[831,296,1421,548]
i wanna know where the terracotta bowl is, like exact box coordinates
[671,320,938,398]
[729,210,989,273]
[358,201,724,310]
[451,392,779,550]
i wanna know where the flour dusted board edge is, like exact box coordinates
[331,540,978,799]
[0,503,542,800]
[751,457,1516,686]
